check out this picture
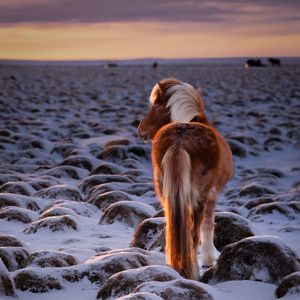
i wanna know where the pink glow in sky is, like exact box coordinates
[0,0,299,60]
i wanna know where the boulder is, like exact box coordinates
[202,236,300,284]
[96,265,181,300]
[59,155,94,171]
[87,190,133,210]
[14,269,62,293]
[130,217,165,252]
[0,235,25,247]
[214,212,255,251]
[100,201,156,227]
[80,174,133,193]
[35,184,83,201]
[134,279,214,300]
[0,259,16,297]
[0,181,35,196]
[239,183,277,198]
[276,271,300,298]
[0,247,29,271]
[248,201,300,221]
[24,215,78,233]
[0,193,41,211]
[25,250,78,268]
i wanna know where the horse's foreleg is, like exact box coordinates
[200,188,217,267]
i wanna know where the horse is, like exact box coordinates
[138,78,233,280]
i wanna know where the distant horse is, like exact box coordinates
[268,58,281,67]
[138,78,233,280]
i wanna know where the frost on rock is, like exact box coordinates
[0,247,29,271]
[24,215,78,233]
[35,184,83,201]
[214,212,255,251]
[0,258,16,297]
[130,217,166,252]
[14,268,63,293]
[134,279,214,300]
[100,201,157,227]
[0,206,38,223]
[276,271,300,298]
[202,236,300,284]
[25,250,79,268]
[86,190,133,210]
[96,265,181,300]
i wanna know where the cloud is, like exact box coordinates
[0,0,299,25]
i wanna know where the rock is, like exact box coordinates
[91,162,124,175]
[104,139,131,147]
[0,206,37,223]
[257,168,284,178]
[25,250,78,268]
[0,247,29,271]
[43,166,87,180]
[202,236,300,284]
[0,181,36,196]
[50,143,77,158]
[39,206,78,219]
[239,183,277,198]
[116,292,163,299]
[35,184,83,201]
[0,259,16,297]
[87,190,133,210]
[96,265,181,300]
[226,134,258,146]
[28,179,54,191]
[244,196,275,210]
[227,139,247,158]
[80,174,133,193]
[127,145,151,160]
[99,145,128,162]
[82,251,149,286]
[14,269,62,293]
[88,182,154,197]
[24,215,78,233]
[214,212,255,251]
[100,201,157,227]
[248,201,300,221]
[275,191,300,202]
[134,279,214,300]
[46,200,98,217]
[130,217,165,252]
[0,235,25,247]
[59,155,94,171]
[0,193,40,211]
[276,271,300,298]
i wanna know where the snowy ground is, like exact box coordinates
[0,61,299,300]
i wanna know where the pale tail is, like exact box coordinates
[162,146,198,279]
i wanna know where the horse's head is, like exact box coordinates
[138,78,206,142]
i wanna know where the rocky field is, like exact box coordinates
[0,62,299,300]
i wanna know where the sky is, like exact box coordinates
[0,0,300,60]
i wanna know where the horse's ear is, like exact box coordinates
[157,81,164,91]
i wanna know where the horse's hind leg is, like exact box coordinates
[191,204,203,280]
[200,188,217,267]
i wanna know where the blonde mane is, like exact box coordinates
[166,82,203,122]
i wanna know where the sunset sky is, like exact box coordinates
[0,0,300,60]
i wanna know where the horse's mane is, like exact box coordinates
[150,80,205,123]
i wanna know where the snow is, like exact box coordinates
[0,61,300,299]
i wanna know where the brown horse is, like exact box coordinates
[138,78,233,280]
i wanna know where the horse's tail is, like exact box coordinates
[161,145,197,279]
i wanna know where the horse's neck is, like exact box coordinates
[190,114,209,124]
